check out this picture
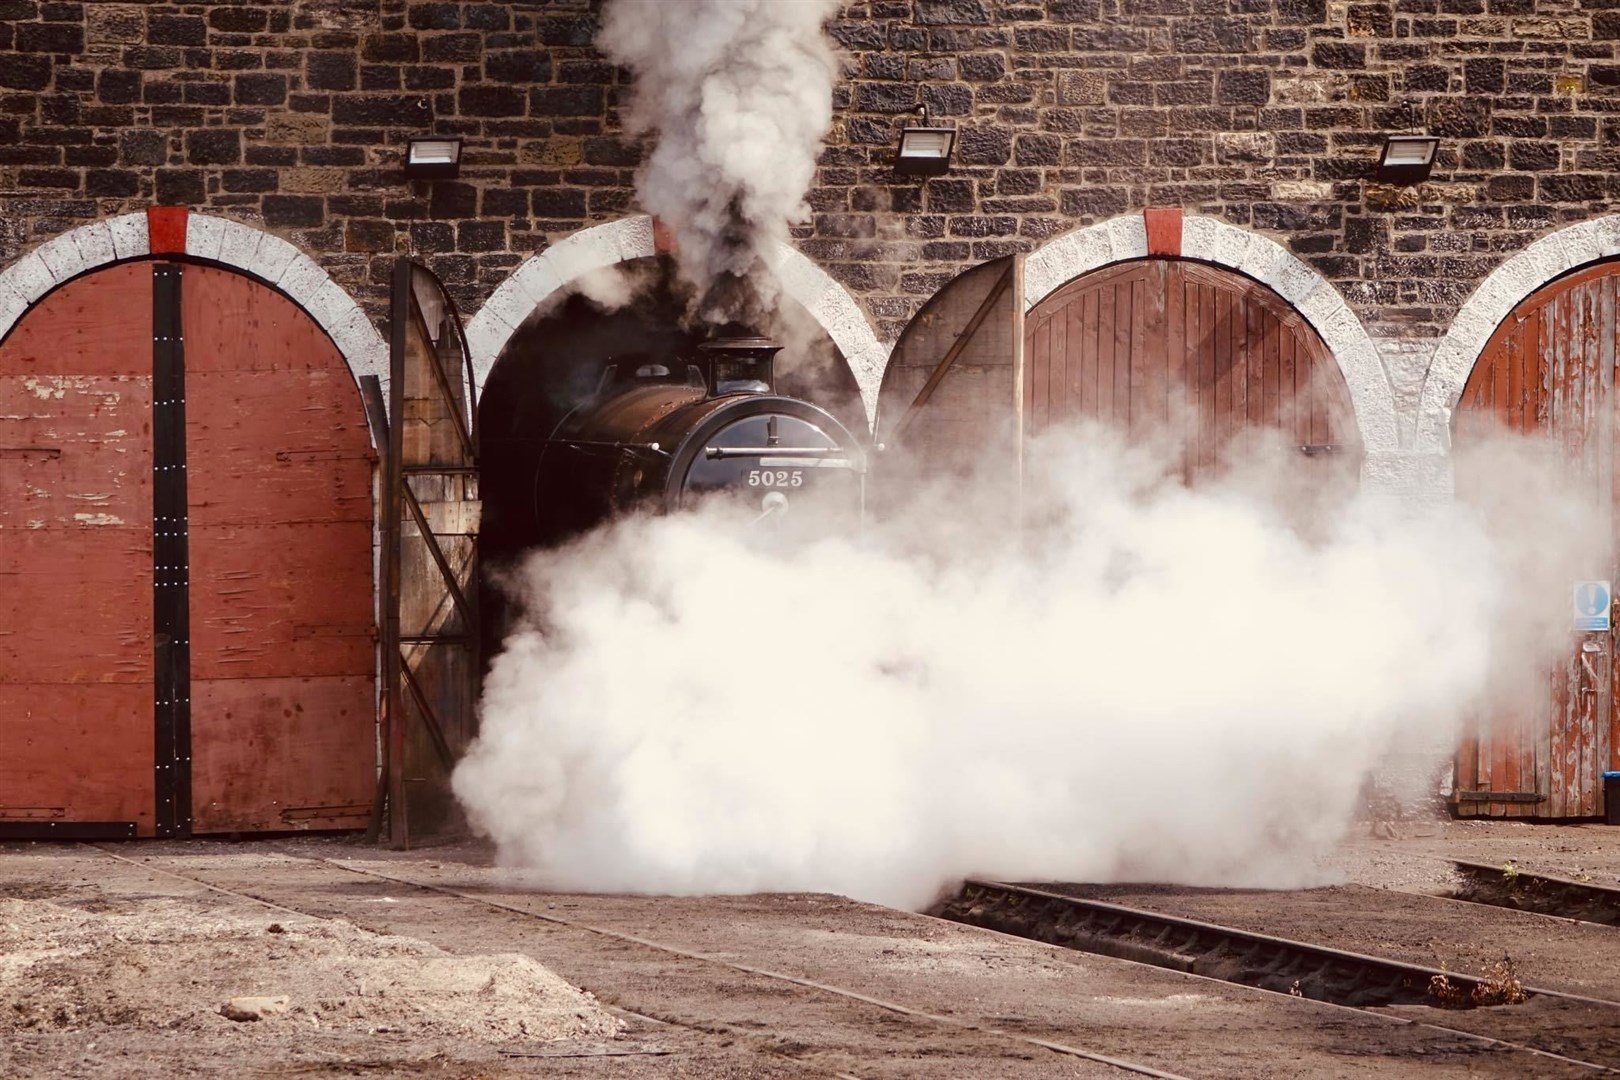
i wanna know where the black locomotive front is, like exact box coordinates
[531,337,864,543]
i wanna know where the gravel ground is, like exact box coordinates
[3,822,1617,1079]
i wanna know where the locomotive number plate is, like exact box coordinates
[746,468,804,488]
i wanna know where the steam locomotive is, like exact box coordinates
[529,336,866,545]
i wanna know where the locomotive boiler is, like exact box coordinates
[530,336,865,544]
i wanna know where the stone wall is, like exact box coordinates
[2,0,1619,403]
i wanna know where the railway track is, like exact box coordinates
[936,879,1620,1073]
[1451,859,1620,926]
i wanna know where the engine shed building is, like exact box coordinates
[2,0,1619,835]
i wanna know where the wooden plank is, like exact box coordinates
[1029,312,1050,434]
[182,265,376,835]
[1113,273,1132,428]
[1166,261,1187,478]
[189,675,375,834]
[0,262,155,832]
[1082,286,1101,421]
[1049,281,1068,423]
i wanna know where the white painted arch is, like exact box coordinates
[1415,216,1620,453]
[1023,213,1400,454]
[0,212,390,427]
[464,214,892,424]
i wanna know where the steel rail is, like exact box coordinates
[1451,859,1620,926]
[941,879,1620,1074]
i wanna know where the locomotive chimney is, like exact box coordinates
[697,336,783,397]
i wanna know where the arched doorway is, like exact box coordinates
[1451,261,1620,818]
[1023,258,1362,478]
[0,260,375,837]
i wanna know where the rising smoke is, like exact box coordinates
[596,0,842,326]
[453,425,1600,910]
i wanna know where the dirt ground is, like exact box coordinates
[2,821,1618,1079]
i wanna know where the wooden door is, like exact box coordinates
[383,259,480,847]
[0,264,154,837]
[1452,262,1620,818]
[1023,259,1361,478]
[183,265,377,833]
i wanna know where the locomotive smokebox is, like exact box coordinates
[529,332,864,546]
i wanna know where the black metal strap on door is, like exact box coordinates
[152,263,192,838]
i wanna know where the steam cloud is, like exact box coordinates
[454,426,1598,910]
[596,0,842,325]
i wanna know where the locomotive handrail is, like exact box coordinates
[703,446,848,459]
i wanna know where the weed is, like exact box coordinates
[1472,956,1527,1007]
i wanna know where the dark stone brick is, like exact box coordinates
[958,53,1005,81]
[537,15,598,46]
[921,83,973,115]
[459,86,526,117]
[1013,26,1069,50]
[65,145,115,167]
[1405,65,1450,91]
[155,168,204,205]
[855,81,918,112]
[16,21,80,53]
[1014,133,1062,165]
[423,33,480,63]
[1464,57,1504,93]
[183,82,231,107]
[1427,97,1488,138]
[485,49,552,84]
[0,54,50,91]
[84,169,138,197]
[1508,141,1559,170]
[119,128,167,166]
[222,168,277,193]
[456,219,504,251]
[829,20,886,50]
[332,94,432,126]
[583,137,641,166]
[465,4,508,30]
[1485,173,1533,199]
[263,194,325,227]
[957,125,1012,165]
[246,145,297,167]
[529,86,603,117]
[1218,69,1270,104]
[1540,173,1605,200]
[147,15,204,47]
[408,2,460,30]
[303,146,365,166]
[1313,43,1366,68]
[123,46,181,70]
[343,218,394,251]
[97,69,141,104]
[0,1,37,17]
[405,65,455,90]
[362,34,419,63]
[482,187,528,216]
[1460,140,1504,169]
[531,187,586,217]
[209,8,268,33]
[925,178,975,212]
[1048,0,1101,17]
[307,52,357,91]
[915,0,991,24]
[361,65,401,91]
[234,73,286,106]
[422,180,474,218]
[186,129,240,165]
[1060,185,1130,217]
[1173,17,1248,52]
[1493,115,1547,138]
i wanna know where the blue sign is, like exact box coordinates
[1574,581,1611,632]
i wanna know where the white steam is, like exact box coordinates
[453,426,1597,910]
[597,0,841,321]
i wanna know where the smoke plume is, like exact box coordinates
[597,0,842,326]
[453,425,1599,910]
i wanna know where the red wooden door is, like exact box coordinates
[183,265,376,833]
[0,264,155,835]
[1452,263,1620,818]
[1023,259,1361,477]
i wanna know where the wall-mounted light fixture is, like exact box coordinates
[893,105,956,177]
[404,136,463,180]
[1372,134,1439,185]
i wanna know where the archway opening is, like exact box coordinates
[475,255,866,667]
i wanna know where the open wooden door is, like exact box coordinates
[383,259,481,847]
[873,256,1025,499]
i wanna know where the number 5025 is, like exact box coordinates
[747,469,803,487]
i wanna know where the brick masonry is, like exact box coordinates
[3,0,1620,434]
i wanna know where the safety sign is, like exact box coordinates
[1574,581,1612,632]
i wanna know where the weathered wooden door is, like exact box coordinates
[383,259,480,847]
[0,264,154,837]
[184,265,377,833]
[0,260,376,837]
[874,256,1025,494]
[1452,262,1620,818]
[1024,259,1361,478]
